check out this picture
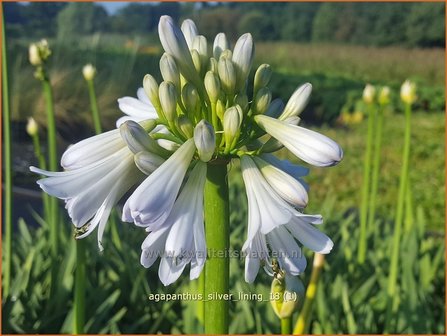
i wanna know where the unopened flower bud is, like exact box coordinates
[158,16,201,88]
[182,83,199,114]
[120,120,159,154]
[191,49,202,74]
[218,57,236,95]
[400,80,416,105]
[192,35,208,71]
[223,105,243,147]
[160,53,180,90]
[362,84,376,105]
[220,49,232,60]
[216,99,226,121]
[134,151,165,175]
[253,87,272,115]
[254,64,272,94]
[208,57,218,73]
[29,39,51,66]
[232,33,254,92]
[204,71,221,103]
[143,74,160,106]
[270,274,305,319]
[181,19,198,49]
[26,117,38,136]
[234,93,249,112]
[159,81,178,122]
[279,83,312,120]
[194,120,215,162]
[378,86,391,106]
[178,115,194,138]
[213,33,230,59]
[82,64,96,81]
[265,98,285,119]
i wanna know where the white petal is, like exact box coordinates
[116,116,147,128]
[122,139,196,228]
[286,217,333,254]
[136,87,152,105]
[232,33,254,91]
[61,129,124,170]
[118,97,157,120]
[255,115,343,167]
[253,157,308,208]
[213,32,229,59]
[141,226,170,268]
[279,83,312,120]
[267,226,307,275]
[260,153,309,178]
[158,255,187,286]
[241,155,294,235]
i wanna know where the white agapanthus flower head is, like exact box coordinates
[31,15,343,285]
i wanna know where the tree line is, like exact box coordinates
[4,2,445,48]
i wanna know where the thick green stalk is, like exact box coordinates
[42,79,59,256]
[294,254,325,334]
[385,103,412,332]
[367,107,383,231]
[357,106,375,264]
[87,79,102,134]
[404,178,414,232]
[281,317,292,335]
[204,162,229,334]
[2,10,12,298]
[74,239,86,334]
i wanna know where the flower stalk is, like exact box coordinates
[358,103,375,264]
[281,317,292,334]
[2,10,12,298]
[294,253,325,334]
[385,101,412,331]
[87,77,102,134]
[204,162,230,334]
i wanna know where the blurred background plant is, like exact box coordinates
[2,1,445,334]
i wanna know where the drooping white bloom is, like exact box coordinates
[140,161,207,286]
[243,213,332,282]
[30,130,144,250]
[279,83,312,120]
[255,114,343,167]
[117,88,158,127]
[241,155,297,239]
[122,139,196,230]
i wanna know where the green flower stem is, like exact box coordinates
[2,10,12,298]
[281,317,292,335]
[74,239,86,334]
[367,106,383,231]
[385,102,412,331]
[357,105,375,264]
[42,79,59,257]
[404,178,414,232]
[204,162,230,334]
[31,133,51,223]
[87,79,102,134]
[294,253,325,334]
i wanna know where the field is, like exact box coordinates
[3,34,446,334]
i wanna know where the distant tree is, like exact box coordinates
[23,2,67,37]
[109,3,154,33]
[406,3,445,47]
[57,3,108,39]
[4,2,24,24]
[312,3,339,42]
[238,11,273,41]
[280,3,320,42]
[196,7,242,42]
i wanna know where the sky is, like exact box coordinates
[98,2,130,14]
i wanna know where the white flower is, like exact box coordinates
[400,79,417,105]
[244,213,332,282]
[362,84,376,105]
[122,139,196,230]
[30,129,144,250]
[180,19,198,49]
[117,88,158,127]
[232,33,254,92]
[255,114,343,167]
[240,155,297,239]
[194,120,215,162]
[140,161,207,286]
[213,32,230,59]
